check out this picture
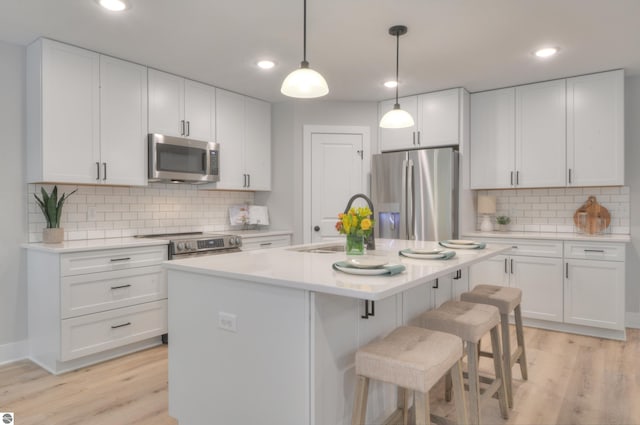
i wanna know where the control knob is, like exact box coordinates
[228,238,235,246]
[177,242,185,252]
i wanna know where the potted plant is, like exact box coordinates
[34,186,77,243]
[335,207,374,255]
[496,215,511,232]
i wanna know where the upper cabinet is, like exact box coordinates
[379,88,465,152]
[566,70,624,187]
[148,69,216,142]
[27,39,147,186]
[470,70,624,189]
[214,89,271,191]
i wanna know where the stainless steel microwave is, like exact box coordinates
[148,134,219,184]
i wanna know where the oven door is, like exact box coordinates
[148,134,219,183]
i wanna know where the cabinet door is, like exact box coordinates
[432,275,454,309]
[215,89,245,190]
[470,88,515,189]
[515,79,566,187]
[41,39,100,184]
[564,259,625,330]
[379,96,418,152]
[148,69,185,137]
[469,254,509,288]
[511,256,563,322]
[452,268,469,300]
[99,56,148,186]
[418,88,460,148]
[244,97,271,190]
[184,79,215,142]
[566,70,624,186]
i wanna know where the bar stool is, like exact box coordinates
[414,301,509,425]
[461,284,528,408]
[352,326,468,425]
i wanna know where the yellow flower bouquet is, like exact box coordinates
[335,207,374,254]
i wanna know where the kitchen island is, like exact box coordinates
[165,238,509,425]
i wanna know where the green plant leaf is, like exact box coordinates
[33,193,51,227]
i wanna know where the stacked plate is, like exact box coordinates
[438,239,486,249]
[333,257,405,275]
[399,247,456,260]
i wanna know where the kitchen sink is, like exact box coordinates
[290,244,345,253]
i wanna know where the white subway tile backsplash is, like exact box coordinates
[28,183,255,242]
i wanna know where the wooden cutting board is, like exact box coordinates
[573,196,611,234]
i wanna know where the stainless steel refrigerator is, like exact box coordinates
[372,148,459,241]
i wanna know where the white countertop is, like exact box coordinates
[463,231,631,243]
[164,238,510,300]
[21,237,169,253]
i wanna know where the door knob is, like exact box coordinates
[314,226,320,231]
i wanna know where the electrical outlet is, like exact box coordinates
[218,312,237,332]
[87,206,97,221]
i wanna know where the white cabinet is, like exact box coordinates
[215,89,271,190]
[240,233,291,251]
[566,70,624,186]
[148,69,216,141]
[379,88,466,152]
[564,242,625,330]
[27,244,168,374]
[469,240,564,323]
[27,39,147,186]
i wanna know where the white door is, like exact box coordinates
[148,69,185,137]
[184,79,215,142]
[304,126,371,243]
[511,256,563,322]
[215,89,245,190]
[418,88,461,148]
[469,254,510,288]
[244,97,271,190]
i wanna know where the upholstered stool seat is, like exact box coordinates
[461,284,528,409]
[352,326,469,425]
[415,301,509,425]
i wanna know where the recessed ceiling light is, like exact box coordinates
[384,80,398,88]
[257,60,275,70]
[96,0,130,12]
[535,47,559,58]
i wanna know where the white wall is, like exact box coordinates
[255,101,378,244]
[0,41,27,354]
[625,75,640,322]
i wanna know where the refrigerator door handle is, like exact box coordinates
[401,159,409,239]
[407,159,415,240]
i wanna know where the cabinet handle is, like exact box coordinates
[110,284,132,290]
[110,257,131,262]
[111,322,131,329]
[242,174,247,187]
[566,262,569,278]
[510,171,514,186]
[259,242,272,247]
[96,162,100,180]
[361,300,375,319]
[516,171,520,185]
[417,131,421,145]
[247,174,250,188]
[412,132,416,145]
[186,120,190,136]
[432,278,439,289]
[504,258,508,274]
[568,168,572,184]
[181,120,185,136]
[103,162,107,181]
[584,249,605,253]
[510,259,514,274]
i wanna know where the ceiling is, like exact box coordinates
[1,0,639,103]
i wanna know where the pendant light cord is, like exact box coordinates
[394,31,400,104]
[303,0,307,63]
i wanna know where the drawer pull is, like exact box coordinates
[110,257,131,262]
[510,259,514,274]
[110,284,132,290]
[566,263,569,279]
[259,242,273,247]
[504,258,508,274]
[583,249,605,253]
[511,246,518,249]
[111,322,131,329]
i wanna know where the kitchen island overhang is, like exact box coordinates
[165,238,510,425]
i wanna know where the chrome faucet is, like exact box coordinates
[343,193,376,250]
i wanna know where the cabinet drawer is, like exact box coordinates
[61,245,168,276]
[478,238,563,257]
[60,300,167,361]
[61,266,167,319]
[241,235,291,251]
[564,241,625,261]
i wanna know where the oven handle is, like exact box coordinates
[170,248,242,259]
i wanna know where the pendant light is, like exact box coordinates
[281,0,329,98]
[379,25,415,128]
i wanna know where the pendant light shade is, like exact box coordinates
[281,0,328,98]
[379,25,414,129]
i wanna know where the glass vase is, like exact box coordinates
[346,234,366,255]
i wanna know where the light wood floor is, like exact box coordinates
[1,327,638,425]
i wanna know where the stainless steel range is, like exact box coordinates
[136,231,242,260]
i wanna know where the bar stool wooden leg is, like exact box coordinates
[514,305,529,380]
[445,369,453,402]
[500,313,513,409]
[352,376,369,425]
[396,387,410,425]
[415,390,431,425]
[450,359,469,425]
[490,326,509,419]
[467,341,481,425]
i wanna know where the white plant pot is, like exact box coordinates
[43,228,64,244]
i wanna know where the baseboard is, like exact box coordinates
[0,339,28,366]
[626,312,640,329]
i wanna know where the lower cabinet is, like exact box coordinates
[240,232,292,251]
[468,236,627,337]
[27,244,168,374]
